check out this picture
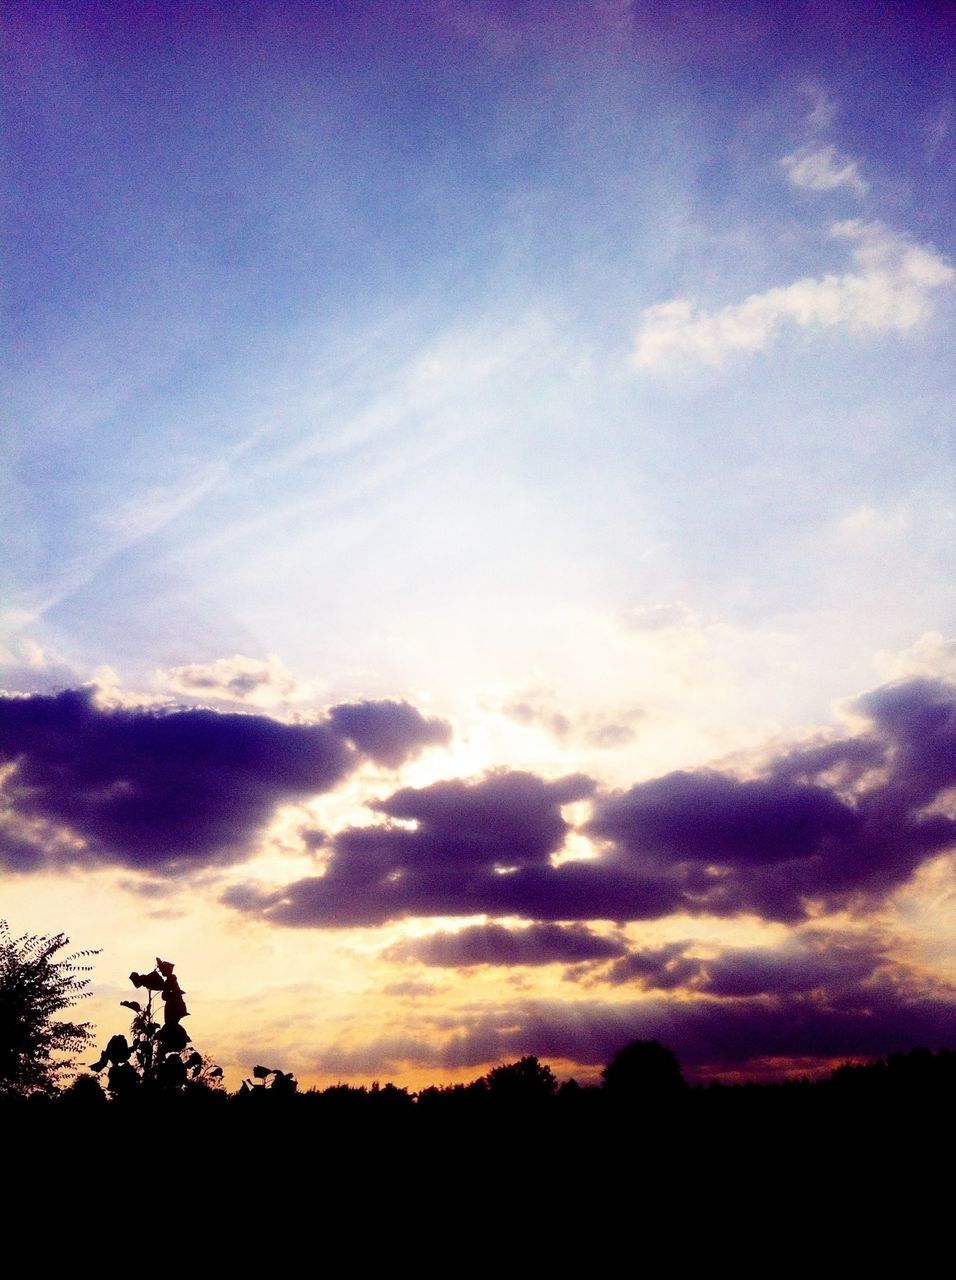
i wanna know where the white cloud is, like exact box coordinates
[156,653,309,708]
[0,636,82,695]
[780,145,868,197]
[632,221,954,370]
[872,632,956,683]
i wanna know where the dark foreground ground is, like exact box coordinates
[5,1051,953,1254]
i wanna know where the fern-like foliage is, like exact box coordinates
[0,919,99,1096]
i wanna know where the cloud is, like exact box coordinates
[780,145,868,196]
[632,221,954,369]
[586,722,637,749]
[800,81,838,130]
[599,942,701,990]
[601,931,889,996]
[317,1034,441,1076]
[228,677,956,928]
[327,699,452,768]
[500,698,572,739]
[386,922,627,969]
[158,654,307,707]
[0,638,83,697]
[587,677,956,921]
[873,632,956,683]
[496,690,640,748]
[226,770,600,928]
[0,688,451,872]
[381,979,445,998]
[312,967,956,1078]
[5,676,954,931]
[0,688,354,872]
[438,985,956,1076]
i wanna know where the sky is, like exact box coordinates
[2,1,955,1090]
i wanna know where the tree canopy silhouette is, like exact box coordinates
[0,919,98,1096]
[484,1054,557,1102]
[601,1038,687,1100]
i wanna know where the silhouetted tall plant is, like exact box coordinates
[90,957,222,1098]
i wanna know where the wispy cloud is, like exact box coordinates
[780,144,868,196]
[800,80,838,130]
[632,221,954,369]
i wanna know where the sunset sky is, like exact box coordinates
[3,2,955,1090]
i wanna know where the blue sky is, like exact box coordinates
[3,3,955,1087]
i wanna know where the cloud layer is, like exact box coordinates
[229,677,956,928]
[2,677,953,1080]
[315,978,956,1079]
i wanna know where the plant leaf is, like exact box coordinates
[105,1034,131,1064]
[129,970,164,991]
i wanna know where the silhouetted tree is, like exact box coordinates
[601,1039,687,1101]
[484,1055,557,1103]
[0,919,98,1096]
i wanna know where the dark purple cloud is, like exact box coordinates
[223,769,625,928]
[588,771,858,867]
[223,856,680,930]
[227,677,956,928]
[599,943,701,990]
[0,688,452,872]
[327,699,451,768]
[586,677,956,922]
[0,689,353,871]
[386,922,627,968]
